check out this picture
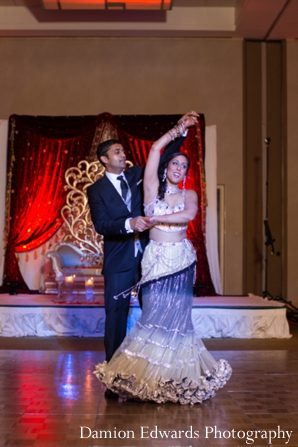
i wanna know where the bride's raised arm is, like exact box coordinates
[143,111,199,204]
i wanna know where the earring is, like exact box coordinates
[162,170,167,182]
[182,177,186,190]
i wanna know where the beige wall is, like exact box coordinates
[0,37,243,294]
[286,42,298,301]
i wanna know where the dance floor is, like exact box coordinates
[0,326,298,447]
[0,294,297,446]
[0,293,291,339]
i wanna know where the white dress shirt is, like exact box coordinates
[105,171,142,256]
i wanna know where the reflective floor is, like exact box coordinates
[0,329,298,447]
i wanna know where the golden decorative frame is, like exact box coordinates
[61,159,105,263]
[61,158,133,264]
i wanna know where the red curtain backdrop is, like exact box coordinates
[2,113,215,296]
[3,115,104,292]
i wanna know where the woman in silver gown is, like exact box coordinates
[94,111,232,405]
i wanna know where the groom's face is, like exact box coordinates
[101,143,127,174]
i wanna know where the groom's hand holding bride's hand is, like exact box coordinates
[178,111,200,128]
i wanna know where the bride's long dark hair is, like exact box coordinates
[157,152,190,200]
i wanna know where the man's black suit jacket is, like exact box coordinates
[87,136,186,276]
[87,165,146,275]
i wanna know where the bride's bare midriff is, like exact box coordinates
[149,227,187,243]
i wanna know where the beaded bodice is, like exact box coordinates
[144,191,188,233]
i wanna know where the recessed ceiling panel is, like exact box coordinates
[42,0,172,10]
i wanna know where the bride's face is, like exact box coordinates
[166,155,188,185]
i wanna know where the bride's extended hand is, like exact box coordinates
[177,111,199,128]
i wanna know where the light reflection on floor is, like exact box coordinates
[0,344,297,446]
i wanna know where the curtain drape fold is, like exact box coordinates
[3,115,103,292]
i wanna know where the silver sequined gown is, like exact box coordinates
[94,194,232,405]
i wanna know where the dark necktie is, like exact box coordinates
[117,175,128,201]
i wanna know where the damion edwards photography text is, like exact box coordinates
[80,424,293,445]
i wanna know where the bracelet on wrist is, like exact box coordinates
[168,127,178,141]
[167,120,186,141]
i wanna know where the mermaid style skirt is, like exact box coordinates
[94,240,232,405]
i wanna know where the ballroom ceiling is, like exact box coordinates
[0,0,297,39]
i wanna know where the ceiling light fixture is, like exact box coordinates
[42,0,172,10]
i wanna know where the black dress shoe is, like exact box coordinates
[104,389,118,399]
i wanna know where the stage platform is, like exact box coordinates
[0,293,291,339]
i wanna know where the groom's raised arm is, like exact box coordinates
[159,134,186,168]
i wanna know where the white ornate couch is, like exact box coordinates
[46,156,133,300]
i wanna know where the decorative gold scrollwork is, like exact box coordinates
[61,159,133,265]
[61,160,104,263]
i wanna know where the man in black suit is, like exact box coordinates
[87,136,186,365]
